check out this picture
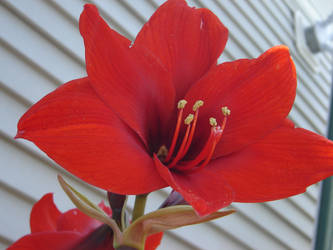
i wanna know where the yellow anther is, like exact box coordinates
[209,117,217,127]
[221,106,231,116]
[156,145,168,160]
[178,100,187,109]
[193,100,204,111]
[185,114,194,125]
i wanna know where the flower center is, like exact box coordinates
[158,99,230,173]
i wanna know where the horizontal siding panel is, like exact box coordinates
[0,3,85,83]
[3,0,85,63]
[0,42,58,104]
[289,105,324,134]
[0,235,13,249]
[292,94,326,133]
[122,0,156,22]
[289,194,318,221]
[306,183,321,201]
[0,84,31,137]
[50,0,84,24]
[211,206,291,250]
[265,200,313,238]
[231,203,310,250]
[0,183,32,241]
[160,232,201,250]
[90,0,144,38]
[0,136,105,210]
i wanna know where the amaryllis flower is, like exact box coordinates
[8,193,162,250]
[16,0,333,216]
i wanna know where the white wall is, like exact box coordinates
[1,0,331,249]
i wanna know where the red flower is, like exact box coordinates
[16,0,333,216]
[8,193,162,250]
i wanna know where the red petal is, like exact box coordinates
[57,202,112,236]
[30,193,61,233]
[145,232,164,250]
[209,122,333,202]
[153,155,234,216]
[57,209,102,235]
[16,78,166,194]
[185,46,296,157]
[79,4,175,145]
[8,232,82,250]
[135,0,228,99]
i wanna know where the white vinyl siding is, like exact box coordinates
[0,0,331,249]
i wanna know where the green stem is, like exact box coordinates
[132,194,148,222]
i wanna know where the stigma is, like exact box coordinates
[161,99,230,173]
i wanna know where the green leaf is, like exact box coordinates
[120,205,235,249]
[57,175,123,244]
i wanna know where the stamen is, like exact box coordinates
[181,100,204,158]
[168,114,193,167]
[193,100,204,111]
[209,117,217,127]
[221,106,231,131]
[221,106,231,116]
[184,114,194,125]
[178,100,188,109]
[165,100,187,162]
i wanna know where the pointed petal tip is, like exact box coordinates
[272,44,290,51]
[43,192,55,199]
[272,44,297,84]
[265,45,295,71]
[14,130,25,139]
[194,199,233,217]
[262,45,293,62]
[135,0,228,99]
[80,4,99,32]
[82,3,98,12]
[30,192,61,233]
